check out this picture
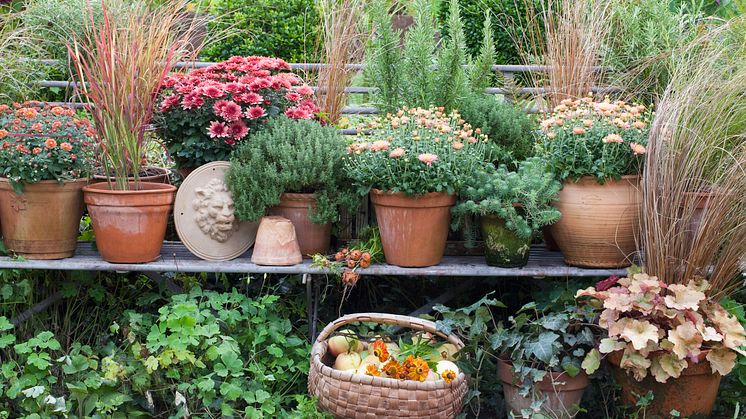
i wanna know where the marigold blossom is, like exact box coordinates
[630,142,646,155]
[603,134,624,143]
[417,153,438,166]
[389,147,405,158]
[45,138,57,149]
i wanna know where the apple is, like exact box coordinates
[436,360,460,376]
[361,355,382,367]
[334,352,362,371]
[327,329,360,357]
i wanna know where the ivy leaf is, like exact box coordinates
[525,332,559,364]
[581,349,601,375]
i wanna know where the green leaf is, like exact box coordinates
[581,349,601,374]
[524,332,559,365]
[0,333,15,349]
[0,316,13,331]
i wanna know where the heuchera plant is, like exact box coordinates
[536,96,651,183]
[576,273,746,383]
[0,102,94,192]
[155,56,320,168]
[344,106,489,196]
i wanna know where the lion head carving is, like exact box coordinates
[192,178,238,243]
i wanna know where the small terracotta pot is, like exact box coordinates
[0,178,88,259]
[607,350,721,418]
[370,189,455,267]
[480,214,531,267]
[251,216,302,266]
[83,182,176,263]
[550,175,641,268]
[267,193,331,257]
[91,166,171,184]
[498,358,589,418]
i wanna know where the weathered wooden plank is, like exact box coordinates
[0,242,625,277]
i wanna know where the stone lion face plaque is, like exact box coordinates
[174,161,258,261]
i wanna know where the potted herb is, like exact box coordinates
[577,273,746,418]
[344,107,488,267]
[536,96,651,268]
[227,117,358,257]
[451,158,561,267]
[155,55,320,177]
[0,103,94,259]
[68,2,203,263]
[492,301,600,418]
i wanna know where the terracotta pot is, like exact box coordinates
[251,216,302,266]
[498,358,589,418]
[0,178,88,259]
[83,182,176,263]
[681,189,715,246]
[480,214,531,267]
[550,175,641,268]
[607,350,721,418]
[91,166,171,184]
[267,193,331,257]
[370,189,455,267]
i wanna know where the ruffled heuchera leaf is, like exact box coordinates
[650,353,688,383]
[706,304,746,350]
[707,348,737,375]
[620,319,659,350]
[627,273,665,294]
[698,325,724,343]
[620,349,652,381]
[664,284,705,311]
[668,322,703,359]
[599,337,626,354]
[603,289,633,312]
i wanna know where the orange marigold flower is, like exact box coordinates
[451,141,464,150]
[630,142,646,155]
[32,147,42,155]
[603,134,623,144]
[45,138,57,149]
[441,369,457,384]
[0,129,7,139]
[51,106,65,116]
[389,147,405,158]
[365,364,382,377]
[372,339,390,363]
[0,104,9,113]
[572,127,586,135]
[60,142,73,152]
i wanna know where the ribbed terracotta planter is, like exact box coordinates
[498,358,589,418]
[0,178,88,259]
[267,193,331,258]
[91,166,171,184]
[608,351,721,419]
[480,214,531,267]
[550,175,641,268]
[370,189,455,267]
[83,182,176,263]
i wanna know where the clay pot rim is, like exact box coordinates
[497,357,590,390]
[0,177,89,188]
[565,174,641,186]
[279,192,318,201]
[83,181,177,194]
[370,189,456,208]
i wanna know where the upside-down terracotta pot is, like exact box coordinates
[370,189,455,267]
[267,193,331,257]
[0,178,88,259]
[251,216,302,266]
[83,182,176,263]
[498,358,589,418]
[607,350,721,419]
[550,175,641,268]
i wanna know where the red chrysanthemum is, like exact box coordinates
[213,100,243,122]
[229,121,249,140]
[208,121,230,138]
[201,84,225,99]
[246,106,267,120]
[285,91,302,102]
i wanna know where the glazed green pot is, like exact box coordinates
[480,214,531,268]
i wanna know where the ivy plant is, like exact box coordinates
[227,116,359,223]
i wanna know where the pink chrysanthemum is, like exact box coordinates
[296,85,314,96]
[229,121,250,140]
[417,153,438,166]
[214,100,243,121]
[208,121,230,138]
[201,85,225,99]
[285,91,302,102]
[246,106,267,119]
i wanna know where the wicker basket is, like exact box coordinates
[309,313,468,418]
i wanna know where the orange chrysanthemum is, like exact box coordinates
[441,369,457,384]
[383,359,401,379]
[404,356,429,382]
[365,364,382,377]
[372,339,389,363]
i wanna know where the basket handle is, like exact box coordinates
[315,312,465,349]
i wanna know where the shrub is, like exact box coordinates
[344,106,489,196]
[536,96,651,183]
[452,157,561,239]
[227,116,358,223]
[155,56,319,169]
[0,103,94,192]
[457,94,534,166]
[200,0,321,63]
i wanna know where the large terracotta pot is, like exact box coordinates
[480,214,531,267]
[608,350,721,418]
[498,358,589,418]
[91,166,171,184]
[370,189,455,267]
[267,193,331,258]
[83,182,176,263]
[550,175,641,268]
[0,178,88,259]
